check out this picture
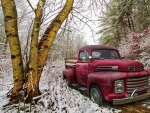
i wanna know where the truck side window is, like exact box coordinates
[79,51,88,61]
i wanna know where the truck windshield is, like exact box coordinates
[92,49,120,59]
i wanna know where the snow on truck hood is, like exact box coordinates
[91,59,144,72]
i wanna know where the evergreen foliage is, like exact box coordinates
[98,0,150,46]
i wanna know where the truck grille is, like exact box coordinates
[126,76,148,93]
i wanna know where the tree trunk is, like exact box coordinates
[1,0,24,103]
[26,0,46,102]
[37,0,74,84]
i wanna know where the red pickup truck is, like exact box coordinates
[63,45,150,105]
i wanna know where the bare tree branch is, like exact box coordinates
[26,0,35,13]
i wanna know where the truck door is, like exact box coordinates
[76,50,90,86]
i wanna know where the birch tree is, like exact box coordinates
[1,0,24,103]
[1,0,74,103]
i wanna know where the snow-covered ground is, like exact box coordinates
[0,58,120,113]
[0,59,150,113]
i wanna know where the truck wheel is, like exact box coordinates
[90,85,104,106]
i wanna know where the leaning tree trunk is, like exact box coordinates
[1,0,24,103]
[37,0,74,86]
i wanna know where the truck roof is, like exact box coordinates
[79,45,117,51]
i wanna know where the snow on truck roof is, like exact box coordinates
[79,45,117,50]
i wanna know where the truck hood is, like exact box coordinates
[91,59,144,72]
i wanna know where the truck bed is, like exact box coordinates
[65,57,77,68]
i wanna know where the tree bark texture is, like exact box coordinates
[1,0,24,103]
[27,0,46,102]
[37,0,74,83]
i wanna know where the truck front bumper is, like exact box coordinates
[113,92,150,105]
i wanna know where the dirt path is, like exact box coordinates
[114,102,150,113]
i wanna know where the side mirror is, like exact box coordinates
[89,56,92,60]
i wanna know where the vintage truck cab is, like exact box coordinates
[63,45,150,105]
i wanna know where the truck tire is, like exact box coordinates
[90,84,105,106]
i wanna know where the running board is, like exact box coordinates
[70,83,88,96]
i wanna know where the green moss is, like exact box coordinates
[35,28,39,32]
[39,0,43,6]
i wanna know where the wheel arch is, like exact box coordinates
[90,83,99,94]
[89,83,104,98]
[89,83,106,106]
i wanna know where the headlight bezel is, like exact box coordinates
[114,80,124,94]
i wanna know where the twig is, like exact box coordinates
[33,92,48,100]
[27,0,36,13]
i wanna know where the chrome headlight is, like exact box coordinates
[148,76,150,86]
[114,80,124,94]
